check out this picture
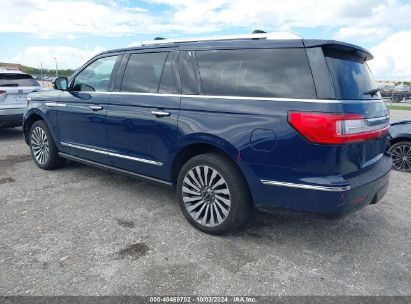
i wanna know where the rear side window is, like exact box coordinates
[195,48,316,99]
[0,74,40,87]
[159,52,180,94]
[121,52,168,93]
[324,48,379,100]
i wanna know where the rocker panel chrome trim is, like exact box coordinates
[60,142,163,166]
[58,152,171,186]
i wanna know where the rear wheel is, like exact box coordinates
[177,153,250,235]
[388,141,411,172]
[29,120,65,170]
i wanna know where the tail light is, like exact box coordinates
[288,112,389,144]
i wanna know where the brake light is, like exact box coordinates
[288,112,389,144]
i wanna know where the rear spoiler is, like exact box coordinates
[303,39,373,61]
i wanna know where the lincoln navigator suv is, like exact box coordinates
[23,32,391,234]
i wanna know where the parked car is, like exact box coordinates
[387,120,411,172]
[0,69,41,128]
[23,32,391,234]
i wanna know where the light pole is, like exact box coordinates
[53,58,58,77]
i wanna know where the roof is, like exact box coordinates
[96,32,373,61]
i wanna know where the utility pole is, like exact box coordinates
[40,62,43,78]
[53,58,58,77]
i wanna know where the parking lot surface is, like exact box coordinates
[0,110,410,296]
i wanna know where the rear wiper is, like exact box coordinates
[363,88,381,97]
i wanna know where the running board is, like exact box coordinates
[58,152,172,186]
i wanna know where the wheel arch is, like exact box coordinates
[388,136,411,148]
[23,111,47,144]
[170,136,243,186]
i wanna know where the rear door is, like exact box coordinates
[106,48,181,181]
[57,54,123,164]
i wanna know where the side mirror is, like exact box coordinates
[53,77,68,91]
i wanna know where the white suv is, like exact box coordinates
[0,68,41,128]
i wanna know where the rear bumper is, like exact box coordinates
[245,155,392,216]
[0,108,24,128]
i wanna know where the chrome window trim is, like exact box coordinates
[260,179,351,192]
[61,142,163,166]
[94,91,383,104]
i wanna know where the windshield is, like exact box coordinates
[0,73,40,87]
[324,48,380,100]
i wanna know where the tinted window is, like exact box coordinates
[121,52,168,93]
[0,74,40,87]
[180,51,200,95]
[72,56,119,92]
[159,52,180,94]
[195,48,316,99]
[324,48,379,100]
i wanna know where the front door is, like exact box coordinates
[57,54,122,164]
[106,50,181,181]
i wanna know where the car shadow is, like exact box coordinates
[0,127,23,140]
[57,158,390,252]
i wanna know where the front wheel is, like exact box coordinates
[177,153,250,235]
[29,120,65,170]
[388,141,411,172]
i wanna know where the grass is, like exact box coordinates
[387,105,411,111]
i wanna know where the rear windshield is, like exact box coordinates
[324,48,379,100]
[194,48,317,99]
[0,73,40,87]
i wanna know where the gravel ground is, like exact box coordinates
[0,110,410,296]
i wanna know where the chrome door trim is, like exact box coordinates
[45,102,66,107]
[61,142,163,166]
[58,152,171,186]
[260,179,351,192]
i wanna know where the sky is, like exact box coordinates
[0,0,410,80]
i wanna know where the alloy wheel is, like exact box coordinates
[31,127,50,165]
[390,143,411,172]
[182,165,231,227]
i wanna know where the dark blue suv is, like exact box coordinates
[23,32,391,234]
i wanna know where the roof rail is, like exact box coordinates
[135,32,302,47]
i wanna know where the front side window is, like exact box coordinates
[121,52,168,93]
[72,56,119,92]
[195,48,316,99]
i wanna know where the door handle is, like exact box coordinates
[151,110,170,118]
[89,105,104,111]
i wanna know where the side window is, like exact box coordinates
[121,52,168,93]
[180,51,200,95]
[195,48,317,99]
[72,56,119,92]
[159,52,180,94]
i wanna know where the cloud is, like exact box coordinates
[10,46,106,69]
[368,31,411,80]
[0,0,410,41]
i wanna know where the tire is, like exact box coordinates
[391,95,401,103]
[176,153,251,235]
[29,120,65,170]
[388,141,411,172]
